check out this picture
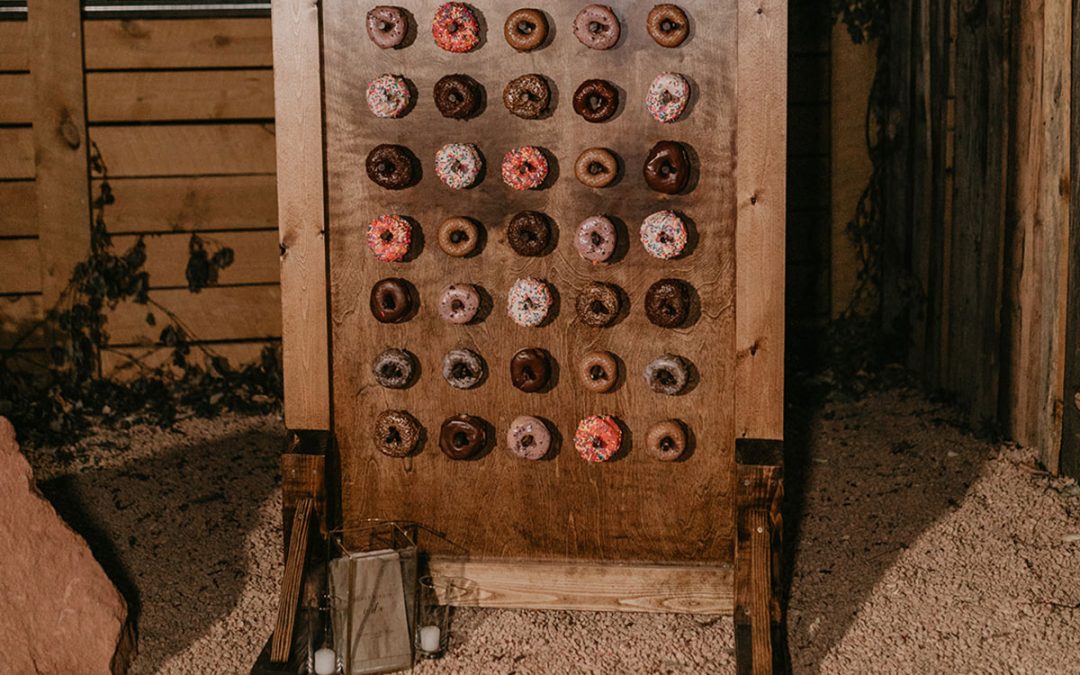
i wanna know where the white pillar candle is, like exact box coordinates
[419,625,441,653]
[313,647,337,675]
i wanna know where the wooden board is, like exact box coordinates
[100,339,278,377]
[107,284,281,345]
[0,73,31,123]
[83,19,273,70]
[87,70,275,122]
[0,181,36,238]
[0,127,34,179]
[90,124,277,177]
[325,0,738,563]
[0,239,41,294]
[111,230,280,288]
[97,176,278,233]
[0,22,28,71]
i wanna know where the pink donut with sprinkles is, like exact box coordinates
[501,146,549,191]
[367,214,412,262]
[507,276,552,327]
[646,73,691,124]
[574,415,622,462]
[366,74,411,119]
[432,3,481,53]
[435,143,483,189]
[640,210,688,259]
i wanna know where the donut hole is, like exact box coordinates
[380,363,403,379]
[385,426,402,445]
[448,21,460,34]
[521,365,536,381]
[520,434,535,448]
[588,20,606,34]
[380,293,397,310]
[450,229,470,244]
[586,95,605,112]
[452,431,470,448]
[659,90,674,105]
[378,20,394,33]
[451,363,475,380]
[451,299,465,312]
[517,20,535,34]
[588,161,607,175]
[380,230,394,243]
[590,436,605,449]
[589,300,610,316]
[656,368,677,387]
[660,435,676,451]
[661,301,679,317]
[377,160,395,176]
[589,365,609,382]
[590,231,604,246]
[661,19,679,32]
[659,161,676,177]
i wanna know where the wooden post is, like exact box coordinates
[1059,0,1080,479]
[29,0,92,310]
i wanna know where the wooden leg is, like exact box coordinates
[735,440,785,675]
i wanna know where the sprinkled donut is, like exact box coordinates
[647,4,689,48]
[432,3,481,53]
[438,217,481,257]
[504,8,548,51]
[575,282,620,327]
[646,419,687,461]
[645,353,690,395]
[371,348,416,389]
[575,216,617,264]
[506,415,551,460]
[366,6,408,49]
[434,74,481,119]
[503,74,551,119]
[507,276,552,327]
[501,146,549,190]
[646,73,690,123]
[435,143,483,189]
[574,415,622,462]
[574,147,619,188]
[443,348,485,389]
[366,74,412,118]
[645,278,691,328]
[507,211,551,256]
[440,414,487,460]
[367,214,412,262]
[373,410,421,457]
[579,350,618,392]
[573,4,621,50]
[439,283,481,324]
[640,210,688,259]
[366,144,416,190]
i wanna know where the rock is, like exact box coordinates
[0,416,134,674]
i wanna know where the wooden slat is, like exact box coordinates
[87,70,275,122]
[1060,0,1080,479]
[0,294,43,350]
[111,230,279,287]
[272,0,330,430]
[0,127,34,179]
[0,181,36,238]
[83,19,273,70]
[101,339,278,378]
[0,239,41,294]
[428,559,733,614]
[107,284,281,344]
[98,176,277,233]
[736,0,787,441]
[0,73,31,123]
[0,22,28,71]
[90,124,276,177]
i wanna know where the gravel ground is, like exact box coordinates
[24,386,1080,674]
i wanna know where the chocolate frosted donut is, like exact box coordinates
[370,278,413,323]
[644,353,690,395]
[504,8,548,51]
[643,141,690,194]
[434,74,481,119]
[510,347,551,392]
[506,416,550,460]
[574,4,621,50]
[442,348,485,389]
[647,4,689,47]
[579,350,618,392]
[438,217,480,257]
[439,283,481,324]
[373,410,421,457]
[576,282,620,327]
[576,216,617,263]
[573,80,619,123]
[507,211,551,256]
[574,148,618,188]
[372,348,416,389]
[366,144,416,190]
[646,419,687,461]
[367,6,408,49]
[503,74,551,119]
[645,278,691,328]
[440,414,487,460]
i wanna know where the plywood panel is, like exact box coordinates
[0,22,28,71]
[108,284,281,344]
[99,175,277,233]
[0,181,36,237]
[83,19,273,70]
[0,239,41,294]
[90,124,276,177]
[87,70,275,122]
[326,0,738,563]
[0,127,34,179]
[0,73,31,123]
[111,230,279,287]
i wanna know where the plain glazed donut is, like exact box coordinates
[573,80,619,123]
[573,4,620,50]
[506,415,551,460]
[366,74,411,118]
[434,74,481,119]
[643,140,690,194]
[438,283,481,324]
[507,211,551,256]
[367,214,412,262]
[574,147,618,188]
[504,8,548,51]
[646,72,690,123]
[578,350,618,392]
[432,3,480,53]
[373,410,421,457]
[369,278,413,323]
[435,143,483,189]
[367,6,408,49]
[574,415,622,462]
[439,414,487,460]
[640,210,688,259]
[503,74,551,119]
[645,278,691,328]
[442,348,485,389]
[438,217,481,257]
[646,419,687,461]
[646,4,689,47]
[366,144,416,190]
[575,282,620,327]
[575,216,617,263]
[501,146,549,190]
[506,277,552,327]
[509,347,551,392]
[644,353,690,395]
[371,348,416,389]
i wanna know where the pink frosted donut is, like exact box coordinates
[507,277,552,327]
[574,415,622,462]
[576,215,617,264]
[646,73,690,123]
[438,283,480,324]
[366,74,411,118]
[573,4,621,50]
[432,3,480,53]
[501,146,549,191]
[435,143,483,189]
[367,214,412,262]
[640,210,687,259]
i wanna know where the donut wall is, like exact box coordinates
[324,1,740,565]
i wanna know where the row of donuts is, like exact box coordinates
[369,211,690,263]
[370,277,694,329]
[374,410,689,463]
[368,72,690,124]
[367,4,691,53]
[374,346,694,395]
[367,141,692,194]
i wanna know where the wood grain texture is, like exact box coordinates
[90,124,276,177]
[0,127,34,179]
[735,0,787,441]
[0,181,37,238]
[428,558,733,614]
[111,230,280,287]
[107,284,281,344]
[326,0,738,563]
[83,19,273,70]
[734,462,783,675]
[0,73,31,123]
[1061,0,1080,480]
[87,69,275,122]
[97,175,278,233]
[0,21,28,71]
[0,239,41,294]
[272,0,330,430]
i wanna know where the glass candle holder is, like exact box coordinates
[414,576,471,659]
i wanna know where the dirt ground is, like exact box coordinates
[24,385,1080,674]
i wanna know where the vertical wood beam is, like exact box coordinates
[272,0,331,430]
[1060,0,1080,479]
[29,0,92,309]
[736,0,787,441]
